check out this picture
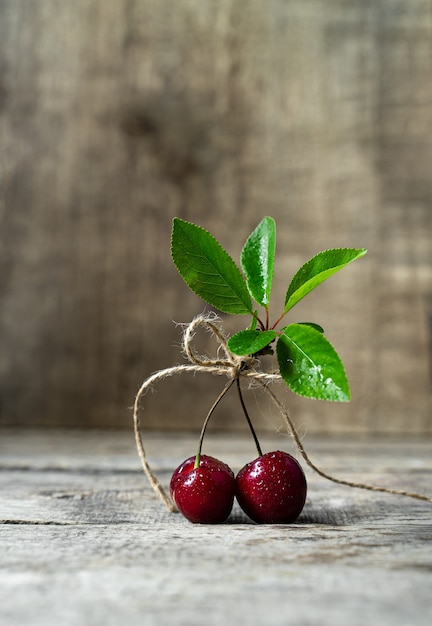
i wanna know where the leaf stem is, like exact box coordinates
[253,311,266,331]
[271,310,286,330]
[236,378,263,457]
[194,379,236,468]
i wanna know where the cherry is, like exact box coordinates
[170,454,235,524]
[235,450,307,524]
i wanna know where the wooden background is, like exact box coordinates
[0,0,431,433]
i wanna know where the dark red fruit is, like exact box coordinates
[170,455,235,524]
[236,450,307,524]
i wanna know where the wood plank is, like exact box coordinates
[1,430,431,625]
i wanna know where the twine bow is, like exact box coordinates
[133,314,432,512]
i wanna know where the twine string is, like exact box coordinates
[133,314,432,512]
[257,381,432,503]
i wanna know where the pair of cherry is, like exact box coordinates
[170,450,307,524]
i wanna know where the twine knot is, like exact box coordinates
[181,313,279,384]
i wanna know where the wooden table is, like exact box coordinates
[1,429,431,626]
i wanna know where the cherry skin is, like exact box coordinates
[170,455,235,524]
[235,451,307,524]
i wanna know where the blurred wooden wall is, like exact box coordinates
[0,0,431,433]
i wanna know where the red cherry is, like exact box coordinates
[170,455,235,524]
[170,455,222,496]
[236,451,307,524]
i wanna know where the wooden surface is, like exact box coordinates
[0,1,431,432]
[1,429,431,626]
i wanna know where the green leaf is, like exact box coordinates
[171,218,252,315]
[284,248,367,314]
[298,322,324,333]
[241,216,276,306]
[249,313,258,330]
[276,324,350,402]
[228,329,277,356]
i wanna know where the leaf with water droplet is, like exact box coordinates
[277,324,350,402]
[241,216,276,306]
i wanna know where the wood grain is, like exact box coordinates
[1,430,432,626]
[0,1,431,431]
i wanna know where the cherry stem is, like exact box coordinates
[194,379,236,469]
[236,378,263,457]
